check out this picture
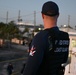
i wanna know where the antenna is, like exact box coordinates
[34,11,36,31]
[68,15,70,27]
[18,10,22,22]
[6,11,8,24]
[68,15,70,32]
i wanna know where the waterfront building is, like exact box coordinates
[16,23,76,51]
[59,25,76,51]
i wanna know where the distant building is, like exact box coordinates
[16,23,43,37]
[16,23,76,51]
[59,25,76,51]
[0,39,4,47]
[16,22,43,32]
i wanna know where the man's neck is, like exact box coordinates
[44,21,57,29]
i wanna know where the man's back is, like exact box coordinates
[36,27,69,75]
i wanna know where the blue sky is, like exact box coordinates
[0,0,76,27]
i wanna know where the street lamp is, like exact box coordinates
[38,28,41,31]
[63,25,67,27]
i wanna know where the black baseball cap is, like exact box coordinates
[41,1,59,16]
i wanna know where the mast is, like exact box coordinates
[67,15,70,32]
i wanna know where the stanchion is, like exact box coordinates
[68,52,71,73]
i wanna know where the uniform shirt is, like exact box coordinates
[23,27,69,75]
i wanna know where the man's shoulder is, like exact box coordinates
[59,30,69,39]
[59,30,69,36]
[35,30,49,38]
[32,30,49,47]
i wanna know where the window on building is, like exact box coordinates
[72,39,76,47]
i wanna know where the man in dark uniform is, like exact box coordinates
[7,63,13,75]
[23,1,69,75]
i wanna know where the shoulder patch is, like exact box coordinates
[29,45,36,56]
